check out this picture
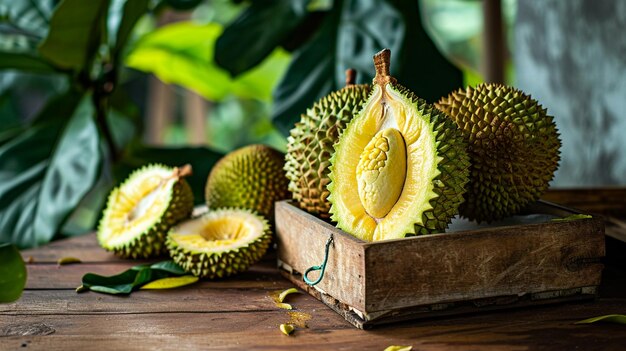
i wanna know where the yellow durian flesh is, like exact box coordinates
[328,49,469,242]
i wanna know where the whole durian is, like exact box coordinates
[98,164,194,258]
[436,83,561,222]
[205,144,289,220]
[328,49,470,241]
[285,69,370,218]
[166,208,271,279]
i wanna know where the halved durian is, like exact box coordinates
[98,164,194,258]
[166,208,271,279]
[328,49,470,241]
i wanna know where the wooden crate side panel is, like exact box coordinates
[364,219,605,312]
[275,202,367,310]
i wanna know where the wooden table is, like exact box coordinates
[2,191,626,350]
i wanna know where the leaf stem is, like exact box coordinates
[92,93,118,162]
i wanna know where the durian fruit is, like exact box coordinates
[166,208,271,279]
[436,84,561,222]
[98,164,194,258]
[205,145,289,220]
[285,69,370,218]
[328,49,470,241]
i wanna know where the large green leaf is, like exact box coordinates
[111,0,150,59]
[268,0,463,134]
[0,242,27,303]
[0,52,56,73]
[125,22,290,102]
[38,0,110,70]
[214,0,310,76]
[0,95,101,248]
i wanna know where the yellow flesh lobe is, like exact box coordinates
[170,211,264,252]
[332,84,440,241]
[103,169,175,246]
[356,128,407,219]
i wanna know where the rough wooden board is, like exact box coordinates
[0,287,323,315]
[543,188,626,218]
[364,219,605,312]
[2,300,626,351]
[21,233,123,263]
[276,201,367,310]
[25,261,289,290]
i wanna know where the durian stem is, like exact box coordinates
[373,49,396,86]
[345,69,356,86]
[175,164,193,179]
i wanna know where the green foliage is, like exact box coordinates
[0,242,27,303]
[0,0,462,250]
[215,0,463,134]
[80,260,192,295]
[0,95,101,248]
[38,0,110,70]
[125,21,290,102]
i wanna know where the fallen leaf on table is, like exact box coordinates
[575,314,626,325]
[140,275,199,289]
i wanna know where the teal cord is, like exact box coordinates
[303,235,334,286]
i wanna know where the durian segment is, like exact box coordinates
[98,164,194,258]
[167,208,271,279]
[285,71,370,218]
[436,84,561,222]
[205,145,288,220]
[328,49,469,242]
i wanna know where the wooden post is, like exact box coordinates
[482,0,505,83]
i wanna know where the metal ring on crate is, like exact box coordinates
[303,235,334,286]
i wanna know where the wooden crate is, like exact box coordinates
[275,200,605,329]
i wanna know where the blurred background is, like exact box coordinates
[1,0,624,248]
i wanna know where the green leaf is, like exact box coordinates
[0,52,56,73]
[140,275,198,289]
[214,0,309,76]
[0,95,101,248]
[80,260,189,295]
[575,315,626,325]
[125,22,290,102]
[150,260,187,275]
[112,0,150,59]
[119,144,224,205]
[0,242,27,303]
[552,214,593,222]
[269,0,462,134]
[38,0,110,70]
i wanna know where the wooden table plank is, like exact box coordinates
[5,188,626,350]
[25,261,289,290]
[2,302,626,351]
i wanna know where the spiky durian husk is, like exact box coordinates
[285,84,370,218]
[328,84,470,239]
[205,145,288,220]
[394,85,470,234]
[436,84,561,222]
[166,208,271,279]
[98,165,194,259]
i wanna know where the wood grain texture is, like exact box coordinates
[276,201,367,310]
[25,261,289,290]
[276,201,605,324]
[4,191,625,350]
[2,300,626,351]
[364,219,605,312]
[543,188,626,218]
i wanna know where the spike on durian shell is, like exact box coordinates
[284,69,371,218]
[435,83,561,222]
[166,208,271,279]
